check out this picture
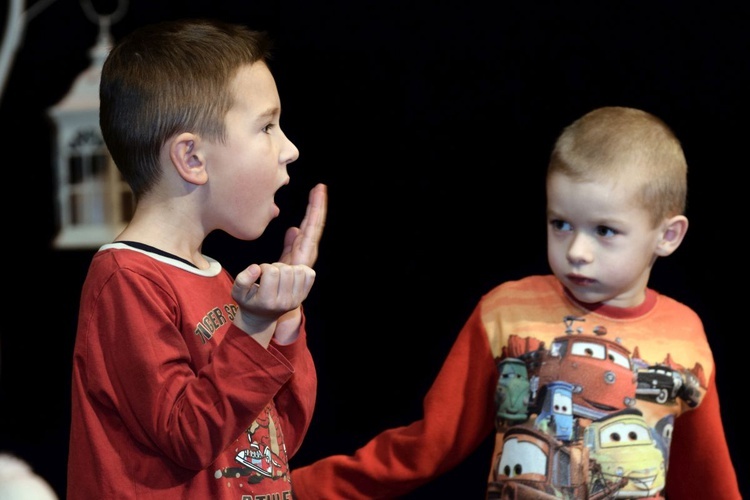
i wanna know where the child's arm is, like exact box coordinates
[292,306,498,499]
[665,371,742,499]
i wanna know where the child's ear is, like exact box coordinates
[655,215,689,257]
[170,133,208,185]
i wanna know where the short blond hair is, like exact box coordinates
[548,106,687,226]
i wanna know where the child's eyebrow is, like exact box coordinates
[256,106,280,119]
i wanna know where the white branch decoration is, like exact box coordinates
[0,0,60,102]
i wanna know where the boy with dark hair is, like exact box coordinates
[67,18,327,499]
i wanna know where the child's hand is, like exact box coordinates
[279,183,327,267]
[233,183,326,346]
[232,262,316,346]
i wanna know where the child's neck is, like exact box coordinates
[564,287,656,319]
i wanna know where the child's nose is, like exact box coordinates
[280,129,300,165]
[566,233,593,264]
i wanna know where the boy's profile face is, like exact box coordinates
[545,171,665,308]
[202,62,300,240]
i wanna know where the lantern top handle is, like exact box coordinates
[80,0,128,37]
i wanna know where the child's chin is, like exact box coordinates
[566,285,607,306]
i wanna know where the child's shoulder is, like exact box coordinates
[86,243,224,281]
[650,288,704,324]
[479,275,563,310]
[485,274,560,297]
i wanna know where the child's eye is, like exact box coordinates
[596,226,617,237]
[262,123,276,134]
[550,219,571,231]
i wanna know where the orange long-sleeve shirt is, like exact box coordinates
[292,274,740,499]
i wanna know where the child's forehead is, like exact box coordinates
[547,171,647,212]
[228,62,279,110]
[230,61,272,90]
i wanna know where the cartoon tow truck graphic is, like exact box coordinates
[521,316,638,421]
[487,424,627,499]
[487,408,666,499]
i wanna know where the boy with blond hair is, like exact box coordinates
[294,107,740,499]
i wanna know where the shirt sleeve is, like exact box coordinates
[270,312,317,457]
[291,305,497,499]
[665,370,742,499]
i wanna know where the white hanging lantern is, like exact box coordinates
[48,1,131,249]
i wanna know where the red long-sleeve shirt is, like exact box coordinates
[292,274,740,499]
[67,244,316,499]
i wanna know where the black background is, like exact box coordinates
[1,1,747,498]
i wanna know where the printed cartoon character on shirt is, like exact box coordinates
[215,405,290,486]
[488,316,706,499]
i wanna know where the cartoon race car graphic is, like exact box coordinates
[584,408,666,498]
[635,364,700,407]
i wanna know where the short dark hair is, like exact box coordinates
[100,19,273,200]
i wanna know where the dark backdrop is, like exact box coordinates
[1,1,746,498]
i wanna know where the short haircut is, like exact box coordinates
[548,106,687,226]
[99,19,273,200]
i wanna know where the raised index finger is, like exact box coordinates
[285,183,327,266]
